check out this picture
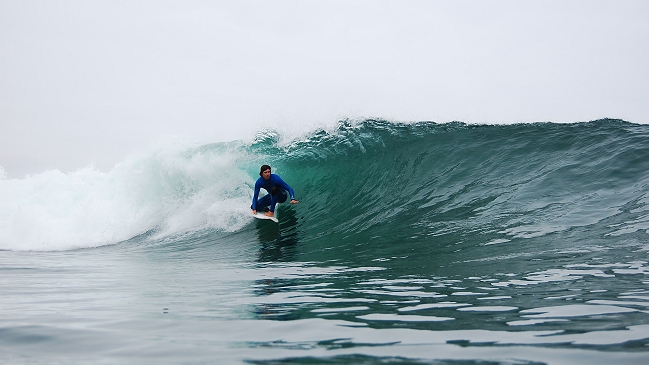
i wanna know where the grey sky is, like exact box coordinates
[1,0,648,177]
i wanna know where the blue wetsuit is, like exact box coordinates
[252,174,295,213]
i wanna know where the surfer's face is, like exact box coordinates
[261,169,271,180]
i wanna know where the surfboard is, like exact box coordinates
[253,212,278,223]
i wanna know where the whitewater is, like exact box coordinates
[1,119,649,364]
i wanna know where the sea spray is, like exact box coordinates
[0,142,255,250]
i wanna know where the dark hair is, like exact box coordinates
[259,165,271,176]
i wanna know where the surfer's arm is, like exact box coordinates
[277,176,298,203]
[251,180,262,212]
[273,175,296,200]
[281,182,298,203]
[286,187,298,203]
[287,187,296,200]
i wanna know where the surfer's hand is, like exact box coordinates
[290,199,299,204]
[252,210,257,214]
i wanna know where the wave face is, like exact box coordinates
[274,119,649,267]
[1,119,648,252]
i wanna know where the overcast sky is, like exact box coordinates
[1,0,647,177]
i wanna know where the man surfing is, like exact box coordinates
[251,165,299,218]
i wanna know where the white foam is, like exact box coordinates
[0,142,255,251]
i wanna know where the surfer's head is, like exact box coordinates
[259,165,271,178]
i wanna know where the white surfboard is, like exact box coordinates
[253,212,278,223]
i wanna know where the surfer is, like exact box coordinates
[251,165,299,217]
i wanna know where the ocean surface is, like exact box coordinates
[1,119,649,364]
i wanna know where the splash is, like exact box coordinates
[0,142,255,251]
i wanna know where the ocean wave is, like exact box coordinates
[1,119,647,252]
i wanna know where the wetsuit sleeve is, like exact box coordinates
[273,175,295,200]
[251,178,262,210]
